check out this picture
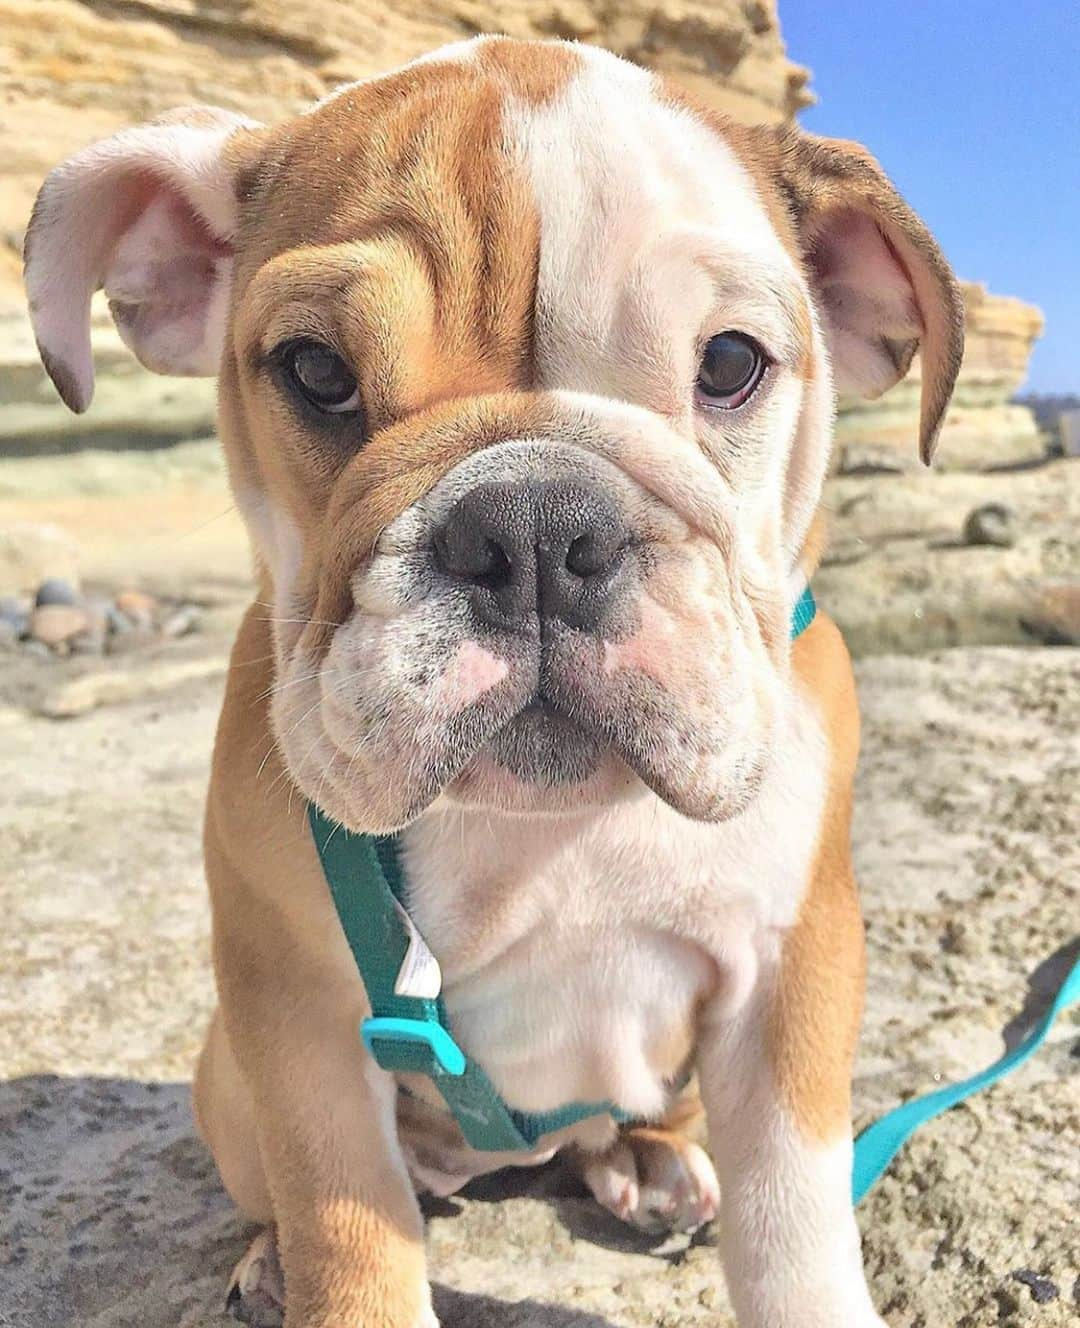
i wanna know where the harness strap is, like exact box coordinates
[852,950,1080,1202]
[789,583,817,638]
[309,585,818,1153]
[310,806,635,1151]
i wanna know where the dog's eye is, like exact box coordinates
[286,341,361,414]
[695,332,766,410]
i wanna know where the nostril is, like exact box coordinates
[436,482,629,630]
[435,520,514,592]
[565,531,622,579]
[474,538,513,592]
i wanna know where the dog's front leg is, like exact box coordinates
[257,1036,431,1328]
[697,880,885,1328]
[205,977,433,1328]
[198,886,434,1326]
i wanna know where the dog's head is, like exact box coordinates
[25,38,963,831]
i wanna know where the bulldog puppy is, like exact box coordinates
[25,36,963,1328]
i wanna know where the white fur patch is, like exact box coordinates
[505,48,799,392]
[400,676,828,1122]
[505,49,833,567]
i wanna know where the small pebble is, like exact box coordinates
[34,577,82,608]
[104,604,132,636]
[0,619,19,652]
[0,594,31,637]
[114,589,158,628]
[1011,1269,1059,1304]
[962,502,1016,549]
[30,604,90,650]
[160,605,201,639]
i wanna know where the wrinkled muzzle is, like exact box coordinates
[271,392,790,832]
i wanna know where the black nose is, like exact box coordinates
[434,480,630,631]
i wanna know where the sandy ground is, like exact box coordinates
[1,449,1077,1327]
[2,641,1076,1327]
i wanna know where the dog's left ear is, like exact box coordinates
[768,128,965,464]
[23,106,262,413]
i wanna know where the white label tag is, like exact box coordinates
[392,900,443,1000]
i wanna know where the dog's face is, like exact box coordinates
[25,38,963,832]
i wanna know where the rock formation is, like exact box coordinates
[0,0,808,296]
[0,0,1045,464]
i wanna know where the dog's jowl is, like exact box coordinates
[25,36,963,1328]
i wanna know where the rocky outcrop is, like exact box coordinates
[0,304,218,451]
[817,456,1080,655]
[836,283,1046,472]
[0,0,808,295]
[0,1,1046,462]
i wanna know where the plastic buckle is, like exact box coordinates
[361,1016,467,1077]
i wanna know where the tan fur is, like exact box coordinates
[770,610,865,1143]
[472,32,580,104]
[218,47,573,627]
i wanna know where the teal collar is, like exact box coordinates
[789,582,817,638]
[308,584,817,1153]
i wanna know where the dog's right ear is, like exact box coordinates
[23,107,262,413]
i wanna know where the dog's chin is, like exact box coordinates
[444,701,768,822]
[446,702,641,815]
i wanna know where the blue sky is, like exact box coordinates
[781,2,1078,394]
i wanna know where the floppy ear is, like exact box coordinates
[23,106,261,413]
[772,129,965,463]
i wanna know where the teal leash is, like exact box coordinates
[852,951,1080,1202]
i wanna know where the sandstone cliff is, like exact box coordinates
[0,0,1044,466]
[0,0,809,297]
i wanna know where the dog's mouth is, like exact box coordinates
[447,687,635,814]
[275,607,772,831]
[487,696,609,786]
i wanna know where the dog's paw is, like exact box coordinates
[581,1128,719,1234]
[226,1227,284,1327]
[224,1227,439,1328]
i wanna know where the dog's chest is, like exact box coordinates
[397,703,827,1123]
